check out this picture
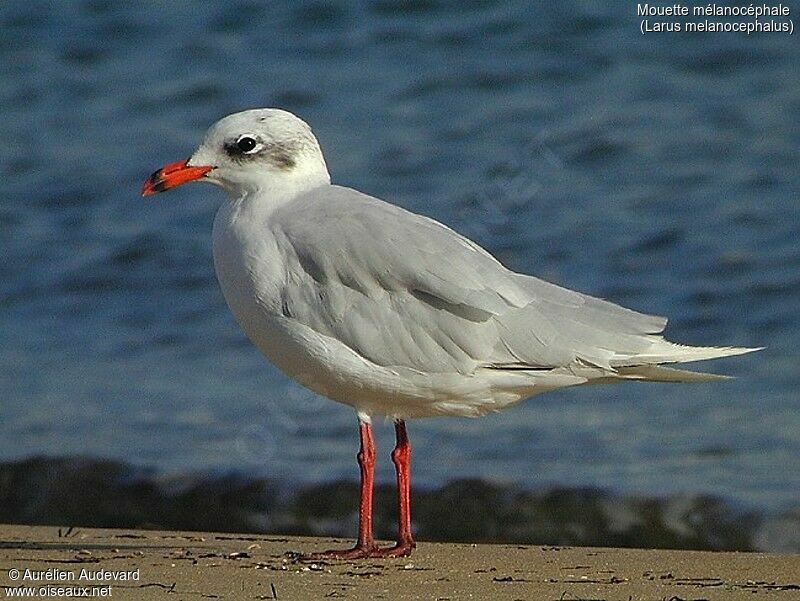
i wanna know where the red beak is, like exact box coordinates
[141,159,213,196]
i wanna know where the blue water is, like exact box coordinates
[1,2,798,513]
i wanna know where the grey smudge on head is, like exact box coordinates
[224,140,297,170]
[264,144,296,170]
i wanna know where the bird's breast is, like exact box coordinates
[210,200,363,403]
[212,200,286,339]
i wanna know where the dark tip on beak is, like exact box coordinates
[141,159,212,196]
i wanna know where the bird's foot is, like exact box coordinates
[299,544,377,561]
[300,540,415,561]
[364,540,415,558]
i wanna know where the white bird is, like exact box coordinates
[142,108,759,558]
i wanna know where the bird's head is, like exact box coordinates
[142,108,330,198]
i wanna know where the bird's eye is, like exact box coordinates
[236,136,258,153]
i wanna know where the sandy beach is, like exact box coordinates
[1,524,797,600]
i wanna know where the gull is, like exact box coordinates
[142,108,759,558]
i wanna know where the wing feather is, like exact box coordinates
[271,186,670,374]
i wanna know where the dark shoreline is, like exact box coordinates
[1,456,797,553]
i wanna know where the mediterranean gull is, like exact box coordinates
[142,108,759,558]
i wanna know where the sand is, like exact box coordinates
[1,524,797,600]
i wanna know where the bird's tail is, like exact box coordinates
[621,342,762,365]
[612,342,762,382]
[615,364,730,382]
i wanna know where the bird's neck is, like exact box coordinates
[223,164,331,210]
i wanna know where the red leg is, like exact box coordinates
[355,419,376,549]
[302,418,377,559]
[371,419,416,557]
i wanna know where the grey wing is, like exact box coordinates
[271,185,668,374]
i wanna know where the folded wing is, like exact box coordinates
[271,186,756,379]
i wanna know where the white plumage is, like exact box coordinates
[178,109,759,419]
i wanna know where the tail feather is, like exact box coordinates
[615,364,733,383]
